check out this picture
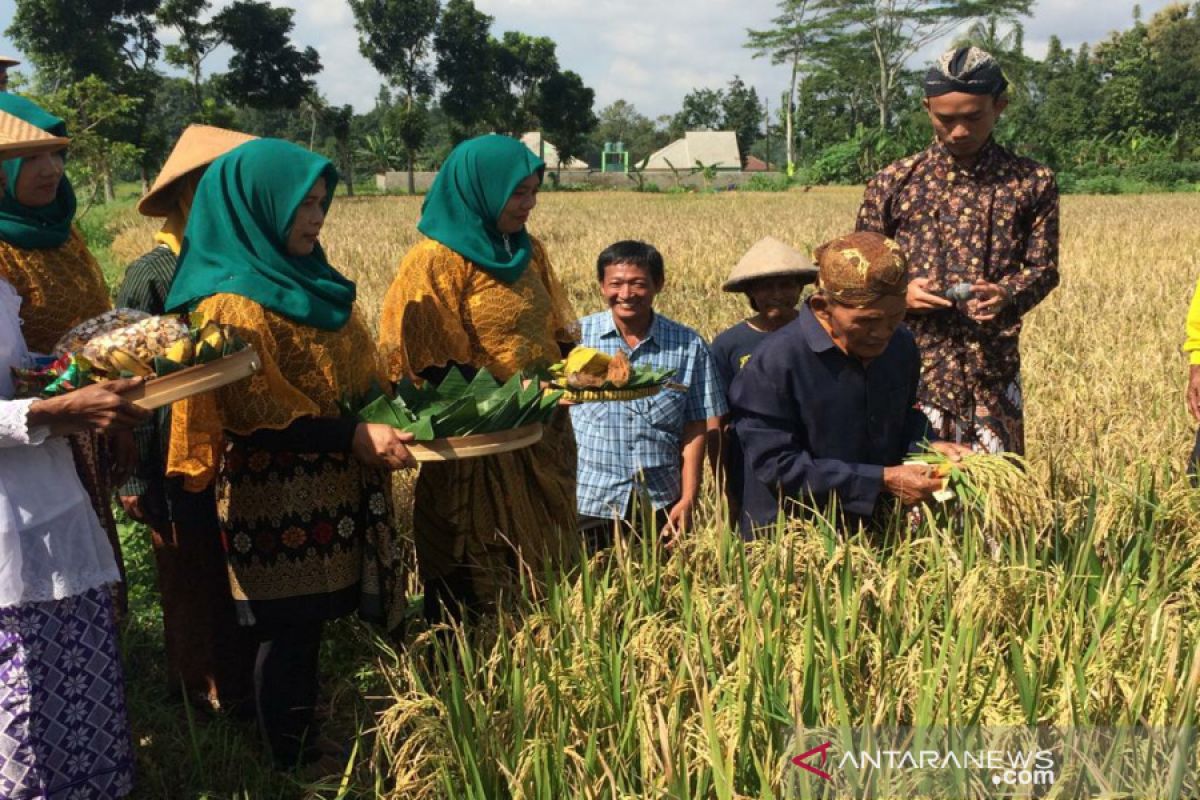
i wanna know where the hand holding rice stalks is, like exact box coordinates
[907,450,1050,534]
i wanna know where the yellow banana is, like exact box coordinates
[107,347,154,377]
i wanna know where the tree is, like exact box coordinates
[213,1,322,110]
[158,0,222,108]
[326,104,357,196]
[8,0,161,89]
[491,31,559,135]
[722,76,762,166]
[533,69,596,172]
[10,0,164,198]
[811,0,1034,128]
[588,100,666,164]
[672,88,724,136]
[357,126,407,174]
[349,0,440,192]
[30,76,143,206]
[1141,3,1200,153]
[746,0,832,172]
[434,0,495,142]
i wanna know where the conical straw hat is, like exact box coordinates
[0,109,69,160]
[138,124,257,217]
[0,57,20,69]
[722,235,818,292]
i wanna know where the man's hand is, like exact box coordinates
[352,423,417,471]
[906,277,954,315]
[882,464,945,505]
[662,496,696,548]
[929,441,972,461]
[1188,365,1200,422]
[967,281,1010,322]
[28,377,151,435]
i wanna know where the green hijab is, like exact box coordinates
[165,138,356,331]
[418,134,545,284]
[0,94,75,250]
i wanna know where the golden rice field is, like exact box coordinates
[109,189,1200,799]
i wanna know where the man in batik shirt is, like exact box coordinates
[856,46,1059,454]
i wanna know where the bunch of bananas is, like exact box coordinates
[80,314,192,377]
[59,311,240,379]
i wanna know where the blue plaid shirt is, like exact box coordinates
[571,311,727,517]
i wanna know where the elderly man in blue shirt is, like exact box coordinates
[572,240,726,550]
[731,231,969,536]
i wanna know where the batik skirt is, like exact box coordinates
[216,443,406,631]
[0,587,134,799]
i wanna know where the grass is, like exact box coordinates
[95,189,1200,797]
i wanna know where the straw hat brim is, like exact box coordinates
[722,268,819,292]
[722,235,818,292]
[138,124,256,217]
[0,110,68,160]
[0,58,20,69]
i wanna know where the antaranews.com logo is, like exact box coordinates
[791,739,1055,791]
[787,727,1198,798]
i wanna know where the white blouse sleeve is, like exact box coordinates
[0,397,49,448]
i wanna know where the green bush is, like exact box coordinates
[807,139,865,184]
[740,173,794,192]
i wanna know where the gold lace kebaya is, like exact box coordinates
[378,236,580,609]
[0,228,111,352]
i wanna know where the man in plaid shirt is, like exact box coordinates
[570,240,726,551]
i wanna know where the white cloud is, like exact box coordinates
[0,0,1185,118]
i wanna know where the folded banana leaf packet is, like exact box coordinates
[355,367,563,441]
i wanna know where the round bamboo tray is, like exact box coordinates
[555,383,670,403]
[126,347,262,410]
[407,423,544,462]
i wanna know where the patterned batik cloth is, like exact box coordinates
[217,444,399,629]
[0,587,134,800]
[0,229,112,354]
[856,138,1059,454]
[379,237,580,606]
[167,294,408,632]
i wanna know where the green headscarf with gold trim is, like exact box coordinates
[0,94,74,250]
[166,138,356,331]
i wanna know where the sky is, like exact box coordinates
[0,0,1182,120]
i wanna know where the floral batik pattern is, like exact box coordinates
[0,588,134,800]
[217,443,403,628]
[857,139,1059,454]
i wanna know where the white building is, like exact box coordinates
[642,131,741,171]
[521,132,589,170]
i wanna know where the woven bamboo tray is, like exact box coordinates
[125,347,262,410]
[554,380,687,403]
[407,422,544,462]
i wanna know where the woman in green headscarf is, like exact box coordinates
[379,134,580,622]
[165,138,415,768]
[0,93,109,350]
[0,93,130,615]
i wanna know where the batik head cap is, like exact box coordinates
[924,46,1008,98]
[814,231,908,308]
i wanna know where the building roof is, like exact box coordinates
[643,131,741,171]
[744,155,770,172]
[521,132,589,170]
